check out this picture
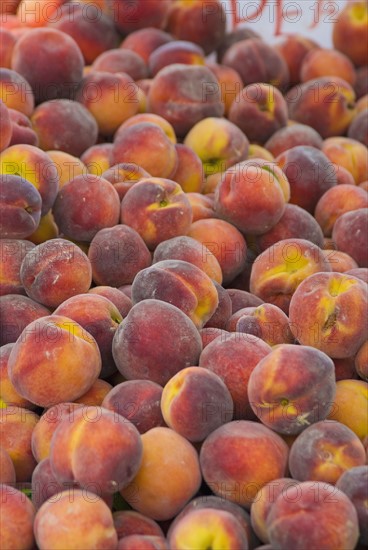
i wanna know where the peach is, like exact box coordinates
[52,174,120,242]
[117,535,168,550]
[102,380,165,434]
[255,203,324,253]
[112,299,202,386]
[161,366,233,442]
[88,224,151,287]
[31,99,98,157]
[322,249,359,273]
[333,163,356,186]
[231,304,294,346]
[332,208,368,267]
[204,281,232,330]
[217,27,262,63]
[113,510,164,539]
[286,77,356,138]
[267,481,359,550]
[321,136,368,185]
[0,175,42,239]
[0,28,16,69]
[0,484,35,550]
[46,150,87,188]
[0,100,12,152]
[147,64,224,137]
[75,71,139,136]
[113,123,178,179]
[355,67,368,99]
[121,426,201,521]
[247,144,275,162]
[336,465,368,546]
[101,163,151,201]
[81,142,112,176]
[184,116,249,176]
[27,210,59,245]
[206,62,243,115]
[289,272,368,358]
[34,489,118,550]
[314,184,368,236]
[11,28,84,103]
[332,1,368,67]
[276,145,337,213]
[226,288,264,313]
[288,420,366,484]
[148,40,205,76]
[0,343,34,409]
[275,34,318,86]
[199,332,271,419]
[345,267,368,283]
[200,328,229,348]
[31,457,74,511]
[120,27,174,64]
[333,356,358,381]
[186,192,216,221]
[0,67,34,116]
[171,144,205,193]
[115,113,177,144]
[0,406,39,481]
[200,420,289,508]
[92,48,148,80]
[0,294,50,346]
[327,379,368,440]
[348,109,368,147]
[16,0,68,27]
[300,48,356,86]
[20,238,92,308]
[0,446,16,484]
[110,0,171,34]
[355,340,368,380]
[229,84,288,145]
[0,144,59,215]
[249,344,336,434]
[74,378,112,406]
[131,259,219,329]
[250,238,330,313]
[265,123,323,157]
[120,177,192,250]
[8,109,38,147]
[8,314,101,407]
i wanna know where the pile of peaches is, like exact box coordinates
[0,0,367,548]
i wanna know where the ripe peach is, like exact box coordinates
[110,0,171,34]
[265,123,323,157]
[170,144,205,193]
[327,379,368,440]
[332,1,368,67]
[336,466,368,545]
[8,109,38,147]
[0,100,12,152]
[300,48,356,86]
[348,109,368,147]
[101,163,151,201]
[120,27,173,64]
[322,136,368,185]
[0,28,16,69]
[200,327,229,348]
[0,343,35,409]
[226,289,264,313]
[322,249,359,273]
[0,484,35,550]
[92,48,148,80]
[231,304,294,346]
[345,267,368,283]
[0,294,50,346]
[275,34,318,86]
[206,62,243,115]
[247,144,275,162]
[332,208,368,267]
[0,175,42,239]
[355,341,368,381]
[81,142,112,176]
[205,281,232,330]
[0,446,16,484]
[113,510,164,539]
[186,192,216,221]
[74,378,112,406]
[46,150,87,188]
[148,40,205,76]
[0,67,34,116]
[115,112,177,143]
[217,27,262,63]
[117,535,168,550]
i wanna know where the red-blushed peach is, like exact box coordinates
[288,420,366,484]
[255,203,325,253]
[276,145,337,213]
[102,380,165,434]
[286,77,357,139]
[52,174,121,242]
[0,239,34,295]
[265,123,323,157]
[88,224,152,287]
[92,48,148,80]
[0,100,12,152]
[0,29,16,69]
[200,328,229,348]
[27,210,59,245]
[322,249,359,273]
[120,177,192,250]
[148,40,205,76]
[113,510,164,539]
[81,142,112,176]
[226,289,264,313]
[0,144,59,215]
[131,260,219,329]
[214,160,290,235]
[199,332,271,419]
[332,1,368,67]
[11,28,84,103]
[289,272,368,358]
[274,34,318,86]
[161,366,233,442]
[73,378,112,406]
[0,343,35,409]
[229,84,288,145]
[186,192,216,221]
[34,489,118,550]
[314,184,368,237]
[184,117,249,176]
[121,426,201,521]
[31,402,83,463]
[117,535,168,550]
[101,163,151,201]
[31,99,98,157]
[266,481,359,550]
[0,174,42,239]
[49,405,142,494]
[0,484,36,550]
[249,238,330,314]
[200,420,289,508]
[250,343,335,434]
[345,267,368,283]
[88,286,132,318]
[115,112,177,144]
[300,48,356,86]
[112,299,202,386]
[332,208,368,267]
[20,238,92,308]
[46,150,87,189]
[113,123,178,179]
[348,109,368,147]
[110,0,171,34]
[0,68,34,116]
[333,163,357,186]
[327,379,368,439]
[333,356,358,381]
[16,0,68,27]
[8,315,101,407]
[206,62,243,116]
[355,67,368,100]
[204,281,232,330]
[75,71,139,136]
[0,294,50,346]
[0,446,16,484]
[355,341,368,381]
[222,39,289,91]
[8,109,38,147]
[336,465,368,546]
[230,304,294,346]
[217,27,262,63]
[120,27,174,64]
[322,136,368,185]
[247,144,275,163]
[31,457,76,511]
[147,64,224,137]
[54,294,122,379]
[172,144,206,193]
[0,406,39,481]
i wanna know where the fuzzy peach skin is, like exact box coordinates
[0,446,16,484]
[206,62,243,116]
[170,144,205,193]
[74,378,112,406]
[8,108,38,148]
[249,238,331,314]
[322,137,368,185]
[275,34,318,86]
[115,113,177,144]
[7,315,101,408]
[81,143,112,176]
[121,427,202,521]
[300,48,356,86]
[101,163,151,201]
[288,272,368,358]
[148,40,205,76]
[0,239,35,296]
[49,406,142,494]
[0,343,35,409]
[336,465,368,546]
[0,68,34,116]
[355,340,368,381]
[332,208,368,268]
[322,249,359,273]
[0,100,11,152]
[120,27,173,64]
[231,303,294,346]
[34,489,118,550]
[0,406,39,481]
[46,151,87,189]
[200,420,289,509]
[0,484,36,550]
[332,1,368,67]
[110,0,171,34]
[27,211,59,245]
[117,535,168,550]
[348,109,368,147]
[214,159,290,235]
[0,175,42,240]
[113,510,164,540]
[288,420,366,485]
[266,481,359,550]
[92,48,148,80]
[0,29,16,69]
[205,281,232,330]
[327,379,368,440]
[265,123,323,157]
[0,294,50,346]
[186,193,216,222]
